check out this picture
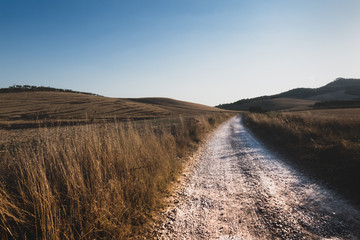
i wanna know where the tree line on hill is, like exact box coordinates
[217,78,360,111]
[0,85,101,96]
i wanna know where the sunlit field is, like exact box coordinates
[0,113,232,239]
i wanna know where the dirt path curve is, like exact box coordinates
[157,115,360,239]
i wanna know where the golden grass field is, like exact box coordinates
[243,109,360,206]
[0,91,225,129]
[0,91,234,239]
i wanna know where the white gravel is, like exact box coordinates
[156,115,360,239]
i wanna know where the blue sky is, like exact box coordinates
[1,0,360,106]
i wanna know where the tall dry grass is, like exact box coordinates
[0,113,231,239]
[243,112,360,206]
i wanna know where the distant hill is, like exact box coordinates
[0,88,226,129]
[217,78,360,111]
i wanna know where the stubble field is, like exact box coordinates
[0,91,234,239]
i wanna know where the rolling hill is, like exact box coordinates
[0,87,226,129]
[217,78,360,111]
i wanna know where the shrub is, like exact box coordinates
[248,106,267,113]
[208,117,216,126]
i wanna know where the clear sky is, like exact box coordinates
[1,0,360,106]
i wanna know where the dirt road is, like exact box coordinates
[157,115,360,239]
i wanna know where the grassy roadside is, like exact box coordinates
[243,112,360,206]
[0,113,233,239]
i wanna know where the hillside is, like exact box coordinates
[128,97,220,113]
[217,78,360,111]
[0,89,225,129]
[218,98,317,111]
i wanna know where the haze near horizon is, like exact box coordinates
[1,0,360,106]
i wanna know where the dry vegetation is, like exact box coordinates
[0,92,224,129]
[243,109,360,206]
[285,108,360,120]
[0,113,233,239]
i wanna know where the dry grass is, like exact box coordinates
[243,111,360,206]
[0,92,226,129]
[0,113,232,239]
[284,108,360,120]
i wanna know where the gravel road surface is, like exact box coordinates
[157,115,360,239]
